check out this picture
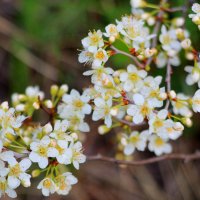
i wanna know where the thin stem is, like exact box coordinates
[87,151,200,166]
[110,45,145,69]
[146,0,167,67]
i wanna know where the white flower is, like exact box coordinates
[92,48,109,67]
[185,63,200,87]
[92,97,113,128]
[127,94,153,124]
[55,172,77,195]
[156,52,180,68]
[83,66,114,87]
[104,24,119,40]
[29,136,58,169]
[159,26,181,53]
[120,64,147,92]
[0,177,17,198]
[189,3,200,25]
[81,30,104,53]
[37,178,56,196]
[172,94,192,117]
[157,120,184,140]
[148,109,168,134]
[50,120,72,142]
[121,130,150,155]
[0,108,26,141]
[116,16,155,47]
[55,140,72,165]
[141,75,165,107]
[25,86,44,100]
[60,112,90,132]
[78,49,94,64]
[148,135,172,156]
[70,141,86,170]
[192,89,200,112]
[7,158,31,189]
[60,89,92,116]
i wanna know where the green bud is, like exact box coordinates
[50,85,59,97]
[32,169,41,178]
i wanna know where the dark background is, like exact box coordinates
[0,0,200,199]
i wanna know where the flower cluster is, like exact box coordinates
[189,3,200,30]
[77,0,200,157]
[0,84,86,198]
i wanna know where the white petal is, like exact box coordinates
[133,94,144,105]
[8,176,20,189]
[38,158,48,169]
[19,158,31,171]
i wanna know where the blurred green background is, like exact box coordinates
[0,0,200,200]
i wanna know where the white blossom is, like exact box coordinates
[148,135,172,156]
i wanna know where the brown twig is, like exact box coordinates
[110,45,145,69]
[87,151,200,166]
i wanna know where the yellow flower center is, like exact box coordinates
[130,135,139,144]
[0,181,6,192]
[153,119,163,129]
[9,164,21,176]
[95,51,105,60]
[38,146,47,157]
[73,100,84,108]
[163,35,171,45]
[155,137,164,146]
[141,105,150,116]
[43,179,52,189]
[129,73,139,82]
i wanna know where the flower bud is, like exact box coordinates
[109,36,116,43]
[172,17,185,27]
[182,117,192,127]
[98,125,111,135]
[159,92,167,100]
[169,90,176,99]
[192,15,200,25]
[50,85,59,97]
[33,102,40,110]
[32,169,41,178]
[186,52,194,60]
[44,100,53,109]
[181,39,191,49]
[1,101,9,110]
[147,17,155,26]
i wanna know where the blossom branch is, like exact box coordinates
[87,151,200,166]
[110,45,145,69]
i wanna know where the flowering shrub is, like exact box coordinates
[0,0,200,198]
